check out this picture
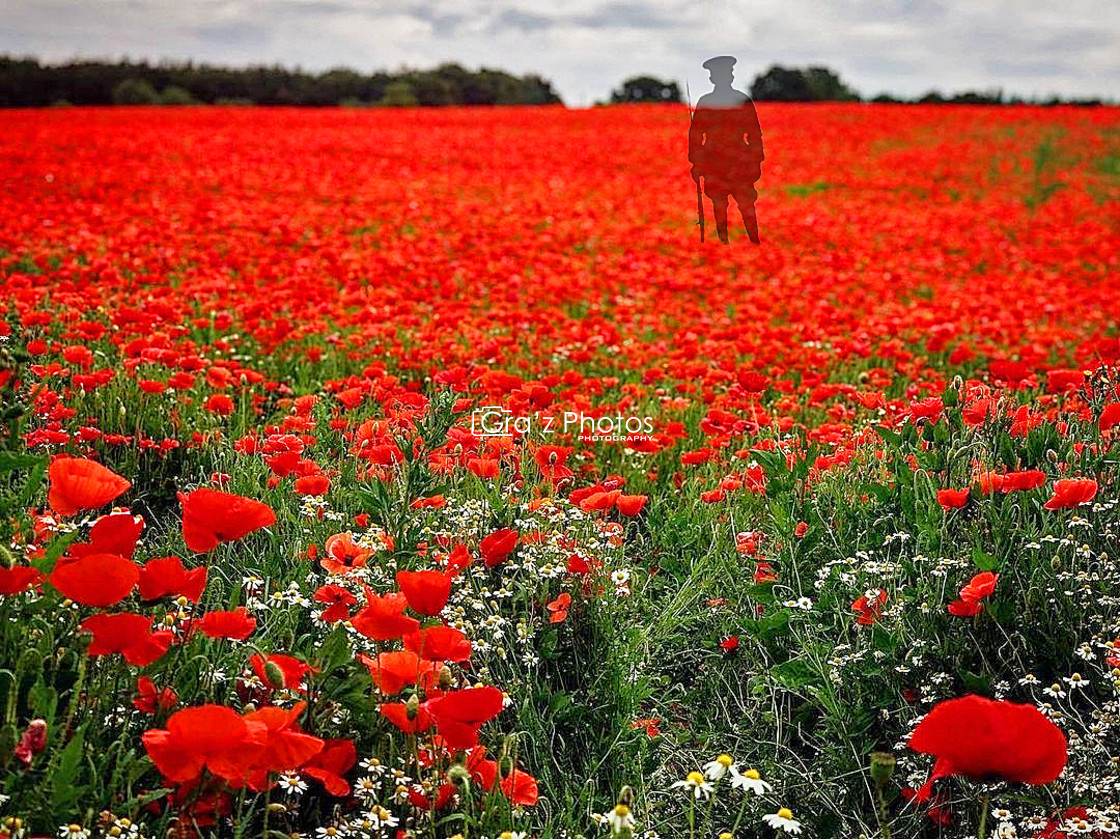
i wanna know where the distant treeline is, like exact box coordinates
[611,66,1109,106]
[0,56,564,107]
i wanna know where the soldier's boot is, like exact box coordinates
[742,207,761,245]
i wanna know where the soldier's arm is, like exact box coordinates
[688,110,706,164]
[743,101,764,163]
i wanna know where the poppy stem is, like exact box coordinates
[977,792,990,839]
[875,783,891,839]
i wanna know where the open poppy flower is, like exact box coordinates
[547,592,571,624]
[908,694,1067,802]
[380,701,434,734]
[48,553,139,607]
[936,488,969,511]
[320,531,372,574]
[123,629,175,667]
[80,612,152,655]
[396,569,453,616]
[313,584,357,622]
[0,565,42,596]
[250,653,313,691]
[852,589,888,625]
[403,625,472,662]
[357,650,439,695]
[301,738,357,796]
[142,704,262,786]
[479,528,518,567]
[350,591,420,640]
[48,456,131,516]
[500,767,540,806]
[241,702,324,788]
[138,555,208,602]
[179,488,276,553]
[1043,478,1098,511]
[133,676,177,714]
[195,607,257,641]
[69,512,145,559]
[426,686,505,750]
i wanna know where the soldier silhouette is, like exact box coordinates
[689,56,764,244]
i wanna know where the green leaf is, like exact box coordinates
[32,530,80,575]
[972,546,1001,572]
[51,725,86,810]
[770,658,820,690]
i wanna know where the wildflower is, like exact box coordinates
[480,528,518,566]
[1043,478,1098,510]
[138,555,207,602]
[730,767,773,795]
[761,807,803,834]
[426,686,506,749]
[278,772,307,794]
[178,488,276,553]
[908,695,1067,802]
[608,803,636,834]
[58,826,90,839]
[396,569,453,616]
[48,553,139,607]
[48,456,130,516]
[670,770,715,799]
[704,753,735,780]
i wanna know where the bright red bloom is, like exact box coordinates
[1043,478,1098,510]
[241,702,324,788]
[49,553,139,607]
[720,635,740,651]
[350,591,420,640]
[250,653,313,691]
[294,474,330,496]
[357,650,438,695]
[70,512,144,559]
[500,768,540,806]
[547,592,571,624]
[80,612,152,655]
[138,555,207,602]
[48,456,131,516]
[142,704,261,785]
[1100,402,1120,434]
[480,528,518,567]
[302,738,356,796]
[616,494,648,515]
[179,488,276,553]
[196,607,257,641]
[0,565,42,596]
[313,584,357,622]
[320,531,372,574]
[427,686,505,750]
[380,701,434,734]
[937,488,969,511]
[134,676,178,714]
[403,625,472,662]
[908,695,1067,802]
[1002,469,1047,492]
[960,571,998,602]
[396,569,453,616]
[852,589,888,625]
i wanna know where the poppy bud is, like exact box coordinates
[498,754,514,779]
[264,660,286,689]
[405,693,420,720]
[617,784,634,807]
[0,722,17,765]
[243,702,257,713]
[438,665,453,690]
[869,751,896,788]
[0,543,13,569]
[1046,449,1059,464]
[447,763,471,787]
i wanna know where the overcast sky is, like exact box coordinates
[2,0,1117,104]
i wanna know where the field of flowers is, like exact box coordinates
[0,103,1118,839]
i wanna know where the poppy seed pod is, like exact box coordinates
[447,763,470,786]
[439,664,453,690]
[869,751,896,787]
[405,693,420,720]
[263,660,286,689]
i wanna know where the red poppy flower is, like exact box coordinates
[500,768,539,806]
[0,565,42,596]
[480,528,518,567]
[313,584,357,622]
[396,569,453,616]
[48,456,131,516]
[547,592,571,624]
[380,702,434,734]
[179,488,276,553]
[196,607,257,641]
[142,704,261,785]
[134,676,178,714]
[853,590,889,625]
[937,488,969,511]
[250,653,313,691]
[80,612,152,655]
[427,686,505,750]
[908,695,1067,802]
[302,738,356,796]
[350,591,420,640]
[403,625,472,662]
[720,635,740,651]
[70,512,144,559]
[616,494,648,515]
[294,474,330,496]
[1002,470,1047,492]
[49,553,139,607]
[1043,479,1098,511]
[138,555,208,602]
[241,702,324,784]
[1100,402,1120,434]
[126,630,175,667]
[357,650,438,695]
[320,532,372,574]
[960,571,998,602]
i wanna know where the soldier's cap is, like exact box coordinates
[702,55,737,71]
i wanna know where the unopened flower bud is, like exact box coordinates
[264,660,286,689]
[439,665,453,690]
[498,753,514,779]
[448,763,471,787]
[869,751,896,787]
[405,693,420,720]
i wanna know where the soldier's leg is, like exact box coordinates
[734,184,761,245]
[711,196,730,244]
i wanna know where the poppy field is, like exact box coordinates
[0,103,1118,839]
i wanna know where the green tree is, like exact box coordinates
[111,77,159,105]
[158,84,196,105]
[610,76,682,104]
[380,80,418,107]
